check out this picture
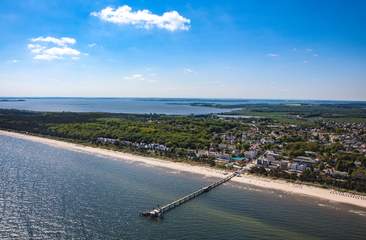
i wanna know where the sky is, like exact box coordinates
[0,0,366,100]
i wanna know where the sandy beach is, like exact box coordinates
[1,129,366,209]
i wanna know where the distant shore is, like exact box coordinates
[1,129,366,209]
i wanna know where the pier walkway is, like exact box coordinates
[141,171,239,218]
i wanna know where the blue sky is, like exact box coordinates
[1,0,365,100]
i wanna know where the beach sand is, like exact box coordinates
[1,129,366,209]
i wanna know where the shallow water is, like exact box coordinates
[0,135,365,240]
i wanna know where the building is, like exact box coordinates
[96,137,118,144]
[244,150,257,160]
[289,162,307,172]
[293,156,317,165]
[256,158,270,167]
[280,160,289,170]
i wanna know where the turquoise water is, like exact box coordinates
[0,134,366,239]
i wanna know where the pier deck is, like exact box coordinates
[141,171,239,218]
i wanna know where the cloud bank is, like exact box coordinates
[91,5,190,31]
[28,36,80,60]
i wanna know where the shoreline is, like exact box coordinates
[1,129,366,209]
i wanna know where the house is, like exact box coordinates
[196,150,209,157]
[215,155,229,165]
[208,151,220,158]
[293,156,317,166]
[289,162,307,172]
[331,170,349,178]
[256,158,270,167]
[354,161,362,167]
[96,137,118,144]
[280,160,289,170]
[244,150,257,160]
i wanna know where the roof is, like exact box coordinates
[293,156,317,164]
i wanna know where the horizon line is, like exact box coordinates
[1,96,366,102]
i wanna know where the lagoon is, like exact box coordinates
[1,98,364,115]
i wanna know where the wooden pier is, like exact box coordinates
[141,172,239,218]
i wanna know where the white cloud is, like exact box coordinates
[88,43,97,48]
[7,59,19,64]
[184,68,193,73]
[124,74,145,81]
[31,36,76,46]
[34,47,80,60]
[267,53,279,57]
[124,73,158,83]
[28,44,46,54]
[28,36,80,61]
[91,5,190,31]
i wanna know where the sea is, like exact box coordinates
[0,97,365,115]
[0,134,365,240]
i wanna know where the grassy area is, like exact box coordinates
[211,103,366,123]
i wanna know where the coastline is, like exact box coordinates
[1,129,366,209]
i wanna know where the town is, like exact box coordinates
[94,115,366,192]
[0,108,365,193]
